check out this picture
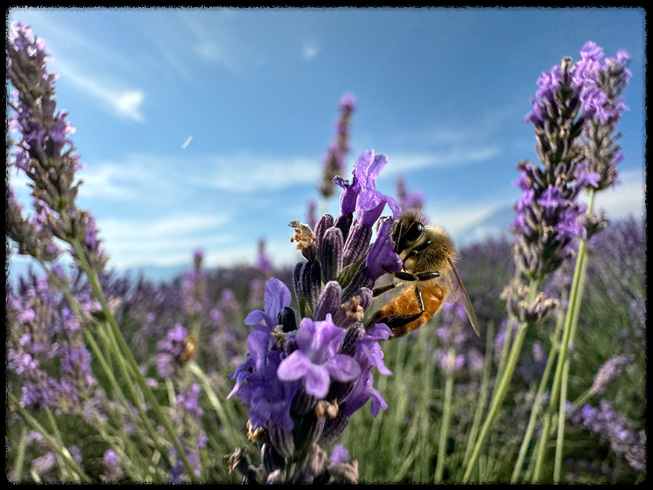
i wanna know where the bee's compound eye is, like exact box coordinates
[404,222,424,243]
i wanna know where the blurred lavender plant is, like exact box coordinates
[318,93,356,201]
[6,22,106,273]
[396,177,424,211]
[6,22,203,482]
[306,198,318,230]
[568,400,645,473]
[247,237,274,311]
[226,149,402,483]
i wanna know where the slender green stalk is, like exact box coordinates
[188,361,244,445]
[532,190,595,483]
[462,279,539,483]
[70,239,198,481]
[10,425,28,482]
[492,317,515,392]
[418,331,433,482]
[44,408,75,481]
[553,190,595,482]
[37,258,172,471]
[435,353,455,482]
[462,321,494,469]
[8,393,93,483]
[510,309,564,482]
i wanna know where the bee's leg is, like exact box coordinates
[416,272,440,282]
[366,285,426,334]
[367,310,423,333]
[372,283,397,297]
[381,266,440,283]
[414,285,425,312]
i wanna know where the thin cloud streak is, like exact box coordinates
[381,147,501,177]
[54,58,145,122]
[98,213,231,268]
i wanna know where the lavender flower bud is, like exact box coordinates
[340,267,375,305]
[261,442,286,475]
[266,422,295,459]
[313,281,342,321]
[313,213,335,251]
[292,411,326,455]
[292,262,304,303]
[333,211,354,243]
[338,323,365,357]
[320,227,344,283]
[278,306,297,333]
[503,282,559,324]
[299,260,322,313]
[291,389,319,417]
[319,412,352,445]
[342,223,373,267]
[590,354,633,395]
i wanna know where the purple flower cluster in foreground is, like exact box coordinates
[226,149,402,483]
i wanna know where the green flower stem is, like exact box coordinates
[35,258,161,468]
[492,317,515,391]
[9,393,93,483]
[418,330,433,481]
[84,327,167,470]
[462,321,494,469]
[36,258,176,473]
[70,239,198,482]
[435,351,455,483]
[462,279,539,483]
[531,189,595,483]
[554,198,593,480]
[10,425,28,482]
[44,408,74,481]
[188,361,244,445]
[510,308,564,482]
[523,385,598,483]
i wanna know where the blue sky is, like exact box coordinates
[7,7,646,273]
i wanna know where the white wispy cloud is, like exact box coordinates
[581,168,646,219]
[56,61,145,122]
[76,158,163,200]
[380,147,501,177]
[9,11,146,122]
[424,200,507,238]
[182,136,193,149]
[187,153,320,192]
[99,213,231,268]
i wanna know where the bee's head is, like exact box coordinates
[391,210,428,254]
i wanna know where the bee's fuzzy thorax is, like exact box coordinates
[425,225,457,262]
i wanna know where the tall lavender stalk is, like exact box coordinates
[6,22,198,481]
[463,42,629,482]
[537,41,631,482]
[225,149,402,483]
[317,93,356,211]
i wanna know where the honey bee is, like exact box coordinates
[179,334,199,364]
[367,210,481,338]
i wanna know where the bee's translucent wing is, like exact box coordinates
[447,257,481,337]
